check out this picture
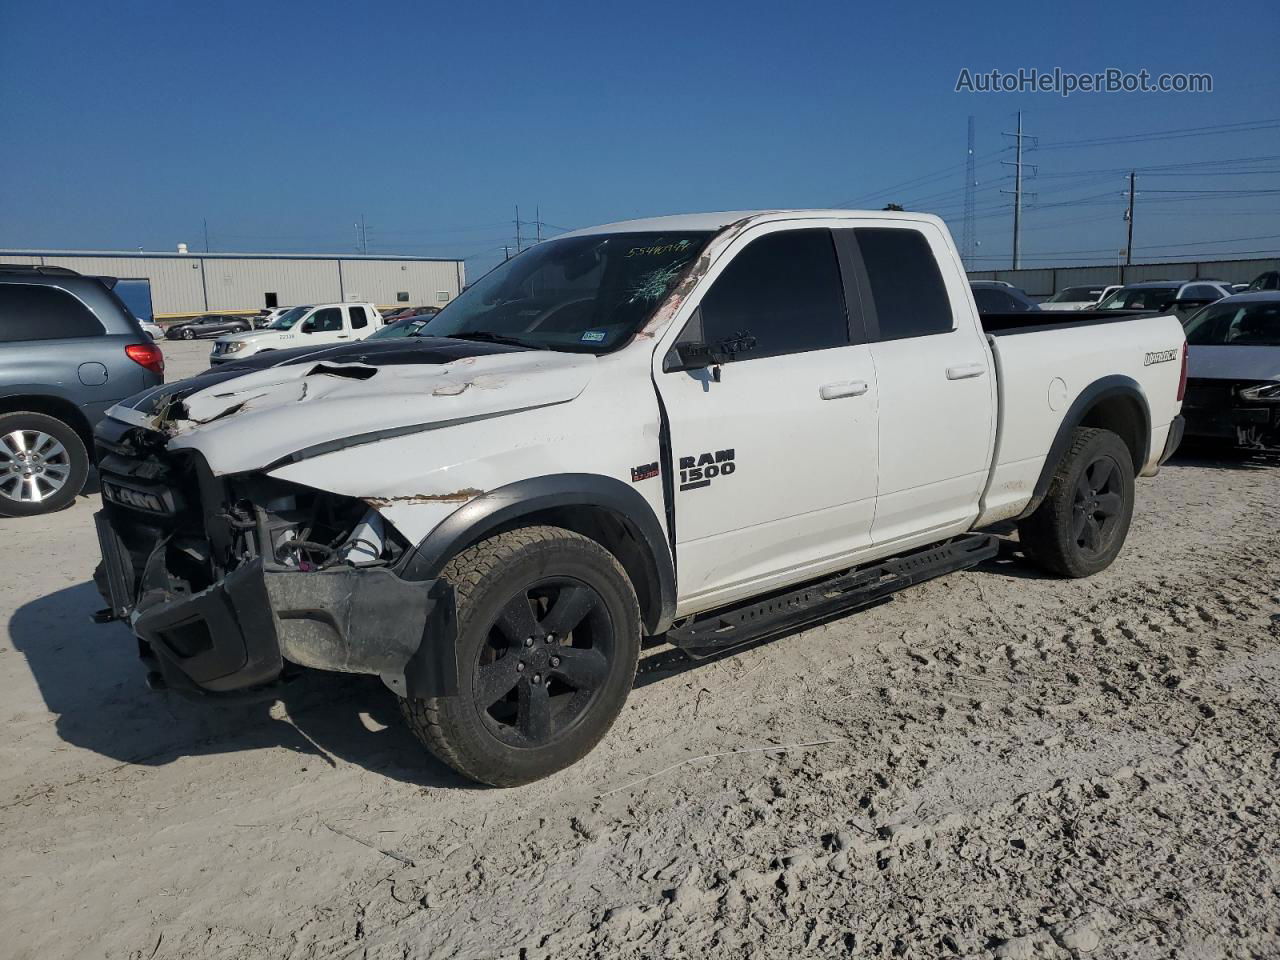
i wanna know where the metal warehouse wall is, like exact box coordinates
[968,256,1280,297]
[0,252,465,317]
[338,259,466,308]
[202,258,340,312]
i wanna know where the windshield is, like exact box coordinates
[370,317,429,340]
[1097,286,1177,311]
[1046,286,1100,303]
[418,232,713,352]
[1184,301,1280,347]
[268,305,310,329]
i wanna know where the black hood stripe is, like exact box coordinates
[125,337,524,416]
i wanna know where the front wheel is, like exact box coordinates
[1018,427,1135,578]
[181,327,195,340]
[400,526,641,787]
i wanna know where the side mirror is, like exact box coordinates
[300,320,316,333]
[671,340,716,370]
[663,332,758,373]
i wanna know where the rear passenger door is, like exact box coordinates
[657,226,879,608]
[840,224,995,545]
[347,305,373,339]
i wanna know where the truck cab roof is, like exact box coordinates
[557,208,946,238]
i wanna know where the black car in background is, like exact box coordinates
[0,265,164,516]
[969,280,1041,313]
[164,313,252,340]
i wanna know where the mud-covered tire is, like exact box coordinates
[1017,427,1135,578]
[0,411,89,517]
[399,525,641,787]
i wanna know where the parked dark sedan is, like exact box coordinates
[164,314,252,340]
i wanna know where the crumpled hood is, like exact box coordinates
[107,341,596,475]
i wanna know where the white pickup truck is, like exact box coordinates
[92,210,1187,786]
[209,301,382,364]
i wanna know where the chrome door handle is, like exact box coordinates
[819,380,869,400]
[946,362,986,380]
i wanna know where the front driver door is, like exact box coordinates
[656,225,879,612]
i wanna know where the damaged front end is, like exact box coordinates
[92,416,456,700]
[1182,379,1280,450]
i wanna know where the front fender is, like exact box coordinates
[395,474,677,635]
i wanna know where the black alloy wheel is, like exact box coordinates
[399,525,641,786]
[1071,454,1125,558]
[474,577,613,747]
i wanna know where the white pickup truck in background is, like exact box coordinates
[92,210,1187,786]
[209,301,382,364]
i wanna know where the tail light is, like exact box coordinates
[125,342,165,376]
[1176,340,1188,402]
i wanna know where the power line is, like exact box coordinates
[1034,118,1280,151]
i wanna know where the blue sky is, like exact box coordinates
[2,0,1277,276]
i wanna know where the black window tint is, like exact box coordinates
[696,229,847,360]
[855,228,953,339]
[0,284,103,342]
[972,288,1017,313]
[308,307,343,332]
[349,305,369,329]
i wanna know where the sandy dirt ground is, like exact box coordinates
[2,339,1278,959]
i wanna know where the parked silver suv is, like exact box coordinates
[0,265,164,516]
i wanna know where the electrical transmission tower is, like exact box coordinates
[1000,112,1037,269]
[961,116,976,269]
[514,205,546,253]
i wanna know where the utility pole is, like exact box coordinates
[1124,171,1136,266]
[515,205,523,253]
[203,218,210,253]
[535,206,543,243]
[1000,112,1036,269]
[503,245,511,261]
[361,213,368,254]
[961,116,976,269]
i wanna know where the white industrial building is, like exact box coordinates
[0,249,466,318]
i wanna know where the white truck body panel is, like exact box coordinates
[106,210,1186,622]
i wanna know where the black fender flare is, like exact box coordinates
[1018,374,1151,520]
[396,473,677,636]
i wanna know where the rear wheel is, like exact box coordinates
[1018,427,1135,578]
[0,412,88,517]
[399,526,641,786]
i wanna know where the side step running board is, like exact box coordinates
[666,534,999,659]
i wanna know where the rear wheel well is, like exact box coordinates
[480,505,665,635]
[1079,394,1146,471]
[0,395,94,452]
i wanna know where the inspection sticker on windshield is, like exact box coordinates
[580,330,606,343]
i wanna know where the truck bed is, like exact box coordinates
[975,308,1186,527]
[979,308,1156,335]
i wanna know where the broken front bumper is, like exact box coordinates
[96,512,457,699]
[1182,380,1280,449]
